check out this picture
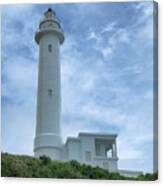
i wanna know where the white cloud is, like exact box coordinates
[101,22,116,33]
[135,2,153,19]
[108,28,130,49]
[134,2,153,40]
[2,5,39,156]
[2,102,36,155]
[86,24,131,60]
[87,31,98,40]
[2,56,37,101]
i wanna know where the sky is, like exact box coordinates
[1,1,156,173]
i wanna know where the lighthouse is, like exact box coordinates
[34,8,64,160]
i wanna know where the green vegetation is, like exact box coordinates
[1,153,157,180]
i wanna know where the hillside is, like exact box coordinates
[1,153,157,180]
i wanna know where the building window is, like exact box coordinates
[48,89,53,96]
[85,151,91,162]
[48,44,52,52]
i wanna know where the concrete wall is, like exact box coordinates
[66,139,81,162]
[119,169,143,178]
[79,135,96,165]
[93,157,118,172]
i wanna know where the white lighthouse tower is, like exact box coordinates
[34,8,64,160]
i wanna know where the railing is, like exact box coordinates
[35,27,64,34]
[94,155,118,160]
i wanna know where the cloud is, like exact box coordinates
[101,22,116,33]
[87,31,99,41]
[1,4,39,155]
[86,21,131,60]
[134,2,153,40]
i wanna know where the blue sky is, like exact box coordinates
[1,1,155,173]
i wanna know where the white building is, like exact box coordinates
[63,133,118,172]
[34,8,142,178]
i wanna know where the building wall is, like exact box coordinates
[79,135,95,165]
[65,139,81,162]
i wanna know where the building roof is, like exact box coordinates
[78,132,117,138]
[65,137,81,145]
[65,132,117,145]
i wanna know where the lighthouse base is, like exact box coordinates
[34,133,62,160]
[34,147,62,160]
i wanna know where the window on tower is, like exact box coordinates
[48,44,52,52]
[48,89,53,96]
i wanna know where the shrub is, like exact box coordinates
[1,153,157,180]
